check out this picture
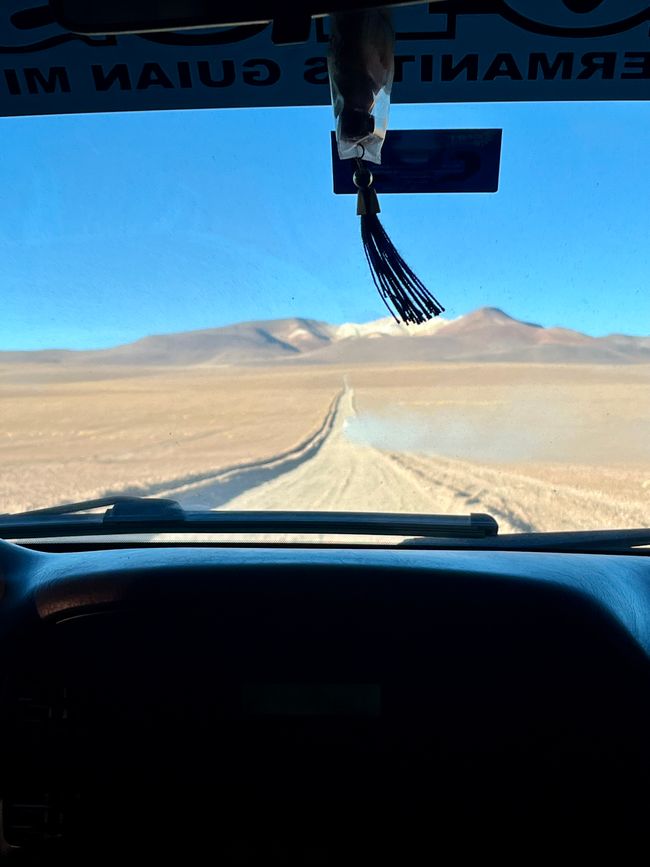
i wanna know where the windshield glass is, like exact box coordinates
[1,101,649,533]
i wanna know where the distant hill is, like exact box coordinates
[3,308,650,366]
[0,318,336,366]
[308,308,650,365]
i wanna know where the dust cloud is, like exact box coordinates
[344,390,650,466]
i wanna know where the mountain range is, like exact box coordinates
[3,308,650,366]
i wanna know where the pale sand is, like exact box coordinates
[0,365,342,513]
[224,376,650,532]
[1,361,648,532]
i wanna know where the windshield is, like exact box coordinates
[1,101,649,533]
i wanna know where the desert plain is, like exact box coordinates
[2,357,648,533]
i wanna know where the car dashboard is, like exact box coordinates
[0,540,649,862]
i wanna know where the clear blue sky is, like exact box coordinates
[1,100,649,350]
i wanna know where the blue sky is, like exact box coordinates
[0,100,649,350]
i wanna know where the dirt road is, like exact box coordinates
[4,361,646,531]
[218,385,647,533]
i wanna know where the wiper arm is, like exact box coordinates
[3,495,184,520]
[0,498,498,540]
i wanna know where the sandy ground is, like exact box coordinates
[221,379,649,532]
[0,365,342,513]
[1,361,648,532]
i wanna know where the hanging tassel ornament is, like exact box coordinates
[354,157,443,325]
[328,9,444,325]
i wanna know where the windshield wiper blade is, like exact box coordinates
[0,498,498,540]
[402,528,650,553]
[3,501,647,552]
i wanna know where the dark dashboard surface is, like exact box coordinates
[1,540,649,861]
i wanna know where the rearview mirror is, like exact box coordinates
[331,129,503,195]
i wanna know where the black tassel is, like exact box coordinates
[353,160,444,325]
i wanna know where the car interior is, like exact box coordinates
[1,1,649,863]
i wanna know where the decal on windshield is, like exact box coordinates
[1,1,649,116]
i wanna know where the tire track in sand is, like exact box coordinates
[126,389,343,508]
